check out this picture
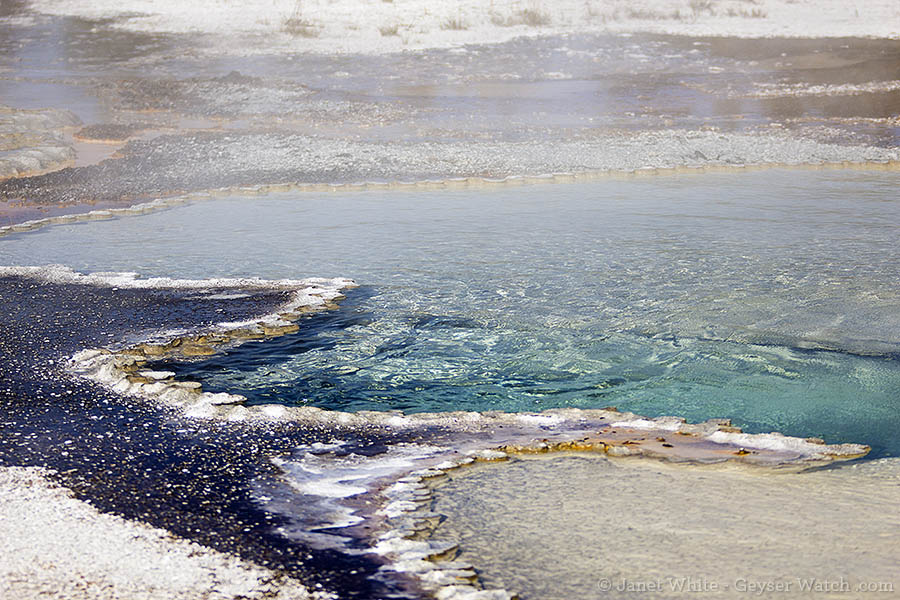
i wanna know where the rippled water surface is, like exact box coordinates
[3,169,899,454]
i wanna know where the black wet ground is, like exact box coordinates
[0,275,412,598]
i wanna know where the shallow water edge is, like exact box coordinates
[3,159,900,233]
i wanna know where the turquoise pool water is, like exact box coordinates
[3,169,899,455]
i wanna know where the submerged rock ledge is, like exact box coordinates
[67,317,871,465]
[56,262,868,464]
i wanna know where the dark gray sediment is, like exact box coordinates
[0,274,415,598]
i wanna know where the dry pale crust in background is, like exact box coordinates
[28,0,900,55]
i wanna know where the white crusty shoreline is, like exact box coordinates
[0,466,329,600]
[0,264,356,294]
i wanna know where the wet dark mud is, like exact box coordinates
[0,275,414,598]
[73,122,149,142]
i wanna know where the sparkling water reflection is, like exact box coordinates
[2,170,898,454]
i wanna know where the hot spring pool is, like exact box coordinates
[3,169,899,455]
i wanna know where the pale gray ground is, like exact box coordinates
[429,454,900,600]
